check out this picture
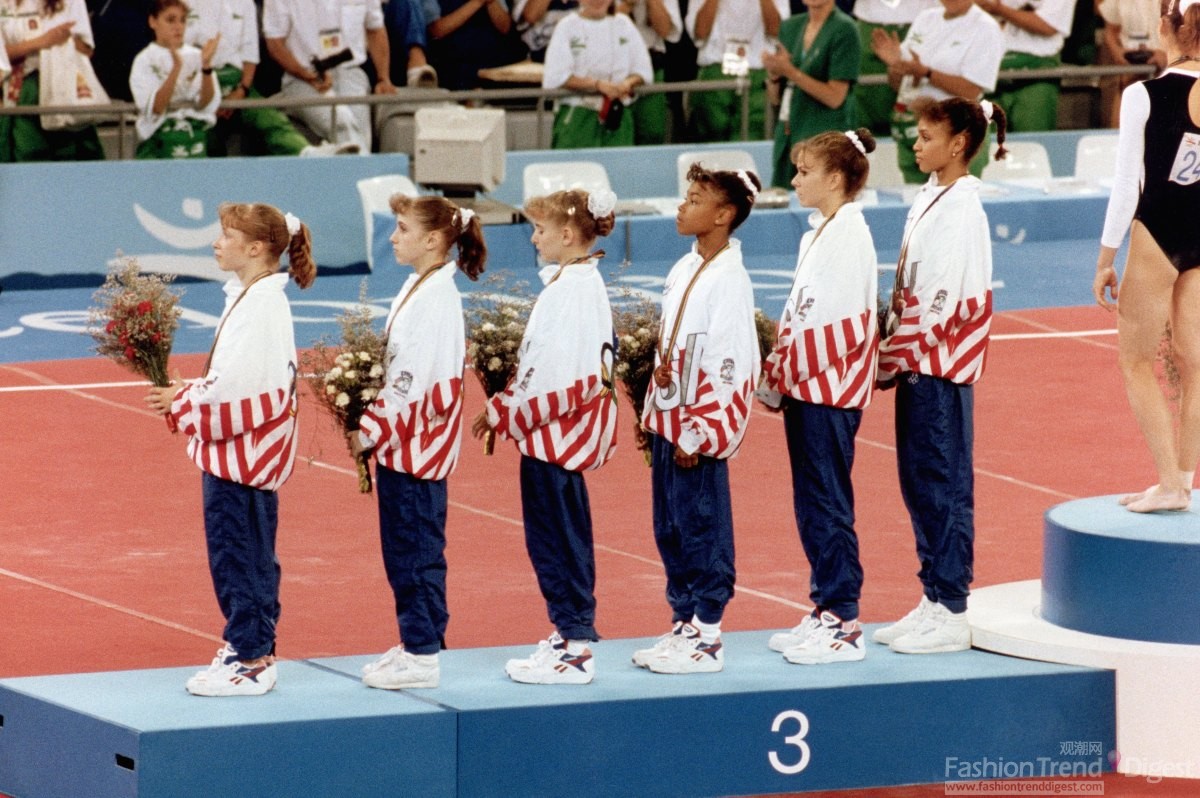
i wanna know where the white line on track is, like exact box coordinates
[0,566,222,643]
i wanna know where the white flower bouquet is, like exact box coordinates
[465,273,533,455]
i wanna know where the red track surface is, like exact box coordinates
[0,305,1190,796]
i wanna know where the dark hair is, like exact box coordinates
[217,202,317,289]
[684,163,761,231]
[912,96,1008,164]
[1162,0,1200,52]
[523,189,616,241]
[149,0,188,17]
[790,128,877,197]
[389,195,487,281]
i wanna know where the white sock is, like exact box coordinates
[566,640,589,655]
[692,616,721,644]
[412,652,439,665]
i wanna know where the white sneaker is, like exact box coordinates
[871,596,936,646]
[783,611,866,665]
[186,648,277,697]
[406,65,438,88]
[505,633,594,685]
[768,609,822,652]
[889,603,971,654]
[300,141,361,157]
[644,623,724,674]
[362,644,405,676]
[632,621,685,668]
[363,649,439,689]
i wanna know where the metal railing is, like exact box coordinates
[0,63,1156,158]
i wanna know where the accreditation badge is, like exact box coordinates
[319,27,344,57]
[722,38,750,77]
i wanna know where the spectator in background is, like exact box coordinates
[1098,0,1165,126]
[542,0,653,147]
[617,0,682,144]
[851,0,937,136]
[870,0,1003,182]
[129,0,219,158]
[263,0,396,154]
[88,0,152,102]
[685,0,789,143]
[382,0,438,86]
[513,0,578,61]
[422,0,527,89]
[186,0,355,156]
[0,0,106,161]
[762,0,860,188]
[977,0,1075,131]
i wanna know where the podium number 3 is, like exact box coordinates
[768,710,811,775]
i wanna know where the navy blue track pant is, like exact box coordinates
[201,472,280,660]
[894,373,975,614]
[650,434,736,625]
[783,398,864,621]
[376,464,448,655]
[520,455,599,641]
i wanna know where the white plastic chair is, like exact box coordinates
[356,175,418,271]
[865,139,906,189]
[522,161,611,202]
[675,149,758,197]
[982,141,1053,185]
[1073,134,1120,183]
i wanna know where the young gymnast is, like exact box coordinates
[471,188,618,685]
[873,97,1006,655]
[353,195,486,690]
[632,164,760,674]
[145,202,316,695]
[1094,0,1200,513]
[759,128,879,665]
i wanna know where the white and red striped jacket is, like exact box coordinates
[487,259,618,472]
[358,261,465,481]
[878,175,992,386]
[641,239,759,459]
[170,273,298,491]
[763,203,879,410]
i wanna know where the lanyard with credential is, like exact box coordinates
[654,242,729,389]
[885,182,956,337]
[201,270,273,378]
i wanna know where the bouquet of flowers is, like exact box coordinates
[88,256,183,388]
[754,307,778,366]
[612,296,661,466]
[303,289,388,492]
[465,273,533,455]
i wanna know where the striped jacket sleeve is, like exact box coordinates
[171,378,293,442]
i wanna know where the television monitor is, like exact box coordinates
[413,106,507,195]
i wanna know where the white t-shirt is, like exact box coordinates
[993,0,1073,57]
[542,11,654,103]
[262,0,384,69]
[685,0,790,69]
[898,4,1004,104]
[624,0,682,55]
[186,0,260,70]
[0,0,92,75]
[1098,0,1162,52]
[852,0,939,27]
[129,41,220,140]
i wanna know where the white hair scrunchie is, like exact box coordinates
[736,169,759,201]
[284,212,301,237]
[456,207,476,231]
[980,99,995,124]
[587,188,618,219]
[844,130,867,155]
